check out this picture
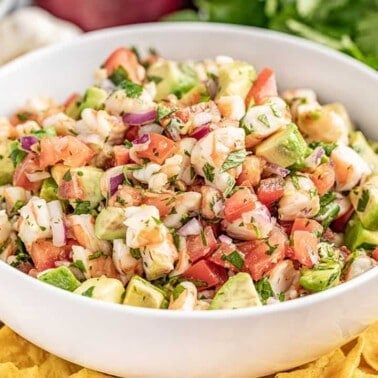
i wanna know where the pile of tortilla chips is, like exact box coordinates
[0,323,377,378]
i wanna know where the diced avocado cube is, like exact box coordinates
[350,131,378,173]
[180,83,209,105]
[51,165,104,207]
[78,87,108,113]
[0,140,15,185]
[299,260,341,292]
[254,123,308,167]
[38,266,81,292]
[215,61,256,100]
[74,276,125,303]
[39,177,58,202]
[123,275,168,309]
[147,60,199,100]
[209,272,262,310]
[344,215,378,251]
[350,175,378,230]
[95,207,126,240]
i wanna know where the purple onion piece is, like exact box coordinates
[20,136,38,151]
[304,147,325,169]
[109,174,125,196]
[264,162,290,177]
[122,109,157,126]
[132,133,150,145]
[189,125,210,140]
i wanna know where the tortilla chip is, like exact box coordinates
[0,327,47,368]
[38,354,81,377]
[0,362,39,377]
[352,368,378,378]
[362,322,378,371]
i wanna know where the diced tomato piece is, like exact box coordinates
[182,260,228,289]
[331,206,354,233]
[124,126,139,142]
[292,230,319,268]
[245,67,277,107]
[39,136,94,169]
[238,226,287,281]
[236,156,264,187]
[209,243,245,272]
[113,145,130,166]
[186,226,218,263]
[13,153,41,192]
[135,133,177,165]
[291,218,323,237]
[103,47,141,83]
[224,187,256,222]
[372,248,378,262]
[30,239,71,272]
[142,192,175,218]
[279,220,293,235]
[257,177,285,206]
[310,163,335,195]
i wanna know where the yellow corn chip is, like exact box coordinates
[69,368,113,377]
[38,354,81,377]
[362,322,378,371]
[0,362,39,377]
[0,327,47,368]
[352,368,378,378]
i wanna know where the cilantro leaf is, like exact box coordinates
[109,66,129,85]
[256,277,274,304]
[203,162,215,182]
[220,149,246,172]
[9,141,27,167]
[118,79,143,98]
[221,250,244,269]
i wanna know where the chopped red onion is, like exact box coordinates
[25,171,51,182]
[264,162,290,177]
[122,109,157,126]
[20,136,38,151]
[304,147,325,169]
[109,173,125,196]
[47,200,66,247]
[132,133,150,145]
[219,234,233,244]
[178,218,203,236]
[189,125,210,140]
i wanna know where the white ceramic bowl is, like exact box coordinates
[0,23,377,378]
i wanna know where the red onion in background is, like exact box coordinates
[109,174,125,196]
[20,136,38,151]
[263,162,290,177]
[132,133,150,145]
[304,147,325,169]
[122,109,157,126]
[189,125,210,140]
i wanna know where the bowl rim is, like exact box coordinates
[0,22,377,319]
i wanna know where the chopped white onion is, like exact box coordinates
[178,218,203,236]
[193,112,213,128]
[25,171,51,182]
[219,234,233,244]
[47,200,66,247]
[139,123,163,136]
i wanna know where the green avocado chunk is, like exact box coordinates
[254,123,308,167]
[95,207,126,240]
[38,266,81,292]
[215,61,255,100]
[51,165,103,208]
[78,87,108,114]
[39,177,58,202]
[0,140,15,185]
[123,275,168,309]
[65,95,83,120]
[209,272,262,310]
[344,215,378,251]
[147,60,199,100]
[350,175,378,230]
[350,131,378,173]
[299,260,341,292]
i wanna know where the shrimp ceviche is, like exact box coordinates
[0,47,377,311]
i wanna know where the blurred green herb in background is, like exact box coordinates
[164,0,378,69]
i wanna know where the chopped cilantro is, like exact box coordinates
[152,216,162,225]
[62,170,72,182]
[221,250,244,269]
[270,104,281,117]
[124,139,133,148]
[16,112,32,122]
[130,248,142,260]
[71,260,86,273]
[357,190,370,212]
[81,286,95,298]
[88,251,103,260]
[172,284,186,300]
[200,229,207,246]
[256,277,274,304]
[203,162,215,182]
[109,65,129,85]
[31,126,57,138]
[309,141,337,156]
[257,114,270,128]
[118,79,143,98]
[73,200,92,215]
[220,149,246,172]
[156,105,174,121]
[265,240,278,255]
[9,141,27,167]
[148,75,163,84]
[11,200,25,213]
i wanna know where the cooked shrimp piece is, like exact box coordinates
[200,186,223,220]
[109,186,142,208]
[89,254,121,280]
[278,175,320,221]
[169,281,198,310]
[268,260,300,297]
[43,112,76,136]
[216,95,245,121]
[0,210,12,245]
[345,253,377,281]
[310,163,336,195]
[331,145,371,191]
[176,137,197,185]
[241,97,291,148]
[237,155,265,187]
